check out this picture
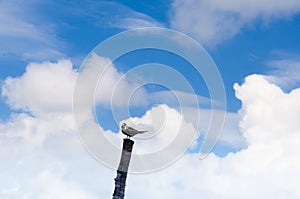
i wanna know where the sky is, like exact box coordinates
[1,0,300,198]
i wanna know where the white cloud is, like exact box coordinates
[0,112,75,148]
[1,53,148,116]
[2,59,76,115]
[124,74,300,198]
[0,56,240,197]
[2,56,300,198]
[0,121,112,199]
[170,0,300,46]
[105,104,198,155]
[234,74,300,144]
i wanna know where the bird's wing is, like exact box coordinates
[127,126,136,131]
[137,130,148,134]
[126,126,148,135]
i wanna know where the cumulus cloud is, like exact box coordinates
[0,57,196,197]
[124,74,300,198]
[0,57,115,197]
[2,59,76,115]
[1,53,148,116]
[0,112,75,148]
[170,0,300,46]
[3,56,299,198]
[1,53,150,151]
[235,74,300,144]
[105,104,198,155]
[0,122,112,199]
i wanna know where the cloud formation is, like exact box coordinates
[1,53,148,116]
[170,0,300,46]
[125,74,300,198]
[105,104,198,155]
[2,57,299,198]
[2,60,76,115]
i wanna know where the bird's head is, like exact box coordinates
[121,123,126,129]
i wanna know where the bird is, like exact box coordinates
[121,123,148,138]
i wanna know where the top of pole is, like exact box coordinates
[122,138,134,152]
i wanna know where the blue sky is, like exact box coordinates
[1,0,300,111]
[1,0,300,198]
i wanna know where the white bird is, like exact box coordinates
[121,123,148,138]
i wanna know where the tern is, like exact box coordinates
[121,123,147,138]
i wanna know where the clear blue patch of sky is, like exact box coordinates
[113,48,209,97]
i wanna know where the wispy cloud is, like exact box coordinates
[0,0,165,65]
[101,2,165,29]
[112,17,163,29]
[0,1,65,61]
[170,0,300,47]
[265,58,300,90]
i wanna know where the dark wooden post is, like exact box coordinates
[112,138,134,199]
